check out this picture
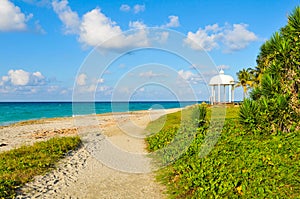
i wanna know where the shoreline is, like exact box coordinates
[0,101,197,127]
[0,107,182,153]
[1,107,181,198]
[0,108,180,127]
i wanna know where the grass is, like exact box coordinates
[146,106,196,152]
[146,105,300,198]
[0,136,81,199]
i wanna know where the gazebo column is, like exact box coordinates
[213,86,216,103]
[218,84,221,103]
[231,85,234,103]
[211,86,214,105]
[228,85,231,103]
[223,85,226,103]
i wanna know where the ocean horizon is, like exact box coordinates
[0,101,203,126]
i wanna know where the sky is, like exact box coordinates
[0,0,299,101]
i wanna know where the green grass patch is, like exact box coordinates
[146,105,300,198]
[0,136,81,199]
[146,105,199,152]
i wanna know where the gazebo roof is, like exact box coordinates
[209,69,235,86]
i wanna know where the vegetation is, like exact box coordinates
[146,105,300,198]
[0,136,81,199]
[235,68,255,99]
[145,6,300,199]
[239,6,300,132]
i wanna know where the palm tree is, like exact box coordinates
[235,68,254,100]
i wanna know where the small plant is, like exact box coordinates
[239,99,259,131]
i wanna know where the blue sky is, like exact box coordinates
[0,0,299,101]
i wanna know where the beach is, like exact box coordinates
[0,108,181,198]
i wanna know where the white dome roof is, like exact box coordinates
[209,70,235,85]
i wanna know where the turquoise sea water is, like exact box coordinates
[0,101,200,126]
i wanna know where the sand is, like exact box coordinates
[0,108,181,198]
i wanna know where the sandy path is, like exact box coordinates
[0,108,180,198]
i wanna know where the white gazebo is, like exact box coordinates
[209,69,235,104]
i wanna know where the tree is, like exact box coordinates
[239,6,300,133]
[235,68,254,99]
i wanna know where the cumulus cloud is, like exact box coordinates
[161,15,180,28]
[52,1,150,50]
[178,70,203,84]
[0,69,48,94]
[78,8,123,46]
[185,23,258,52]
[221,24,257,52]
[0,0,32,31]
[1,69,47,86]
[120,4,130,12]
[79,8,149,49]
[185,24,221,51]
[8,69,30,86]
[133,4,145,14]
[52,0,80,34]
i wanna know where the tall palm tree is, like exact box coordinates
[236,68,254,100]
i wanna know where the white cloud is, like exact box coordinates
[139,71,165,78]
[119,4,145,14]
[52,0,80,34]
[78,8,149,49]
[161,15,180,28]
[3,69,47,86]
[76,73,87,86]
[8,69,30,86]
[52,1,175,50]
[133,4,145,14]
[75,74,106,94]
[185,24,221,51]
[120,4,130,12]
[221,24,258,52]
[178,70,203,84]
[51,3,149,49]
[185,23,258,52]
[78,8,123,46]
[30,71,46,85]
[0,0,32,31]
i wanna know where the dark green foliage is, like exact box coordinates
[0,136,81,199]
[239,99,259,131]
[241,6,300,133]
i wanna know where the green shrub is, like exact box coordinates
[240,6,300,132]
[239,99,259,131]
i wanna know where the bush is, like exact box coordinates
[239,99,259,132]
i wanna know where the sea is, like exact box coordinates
[0,101,201,126]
